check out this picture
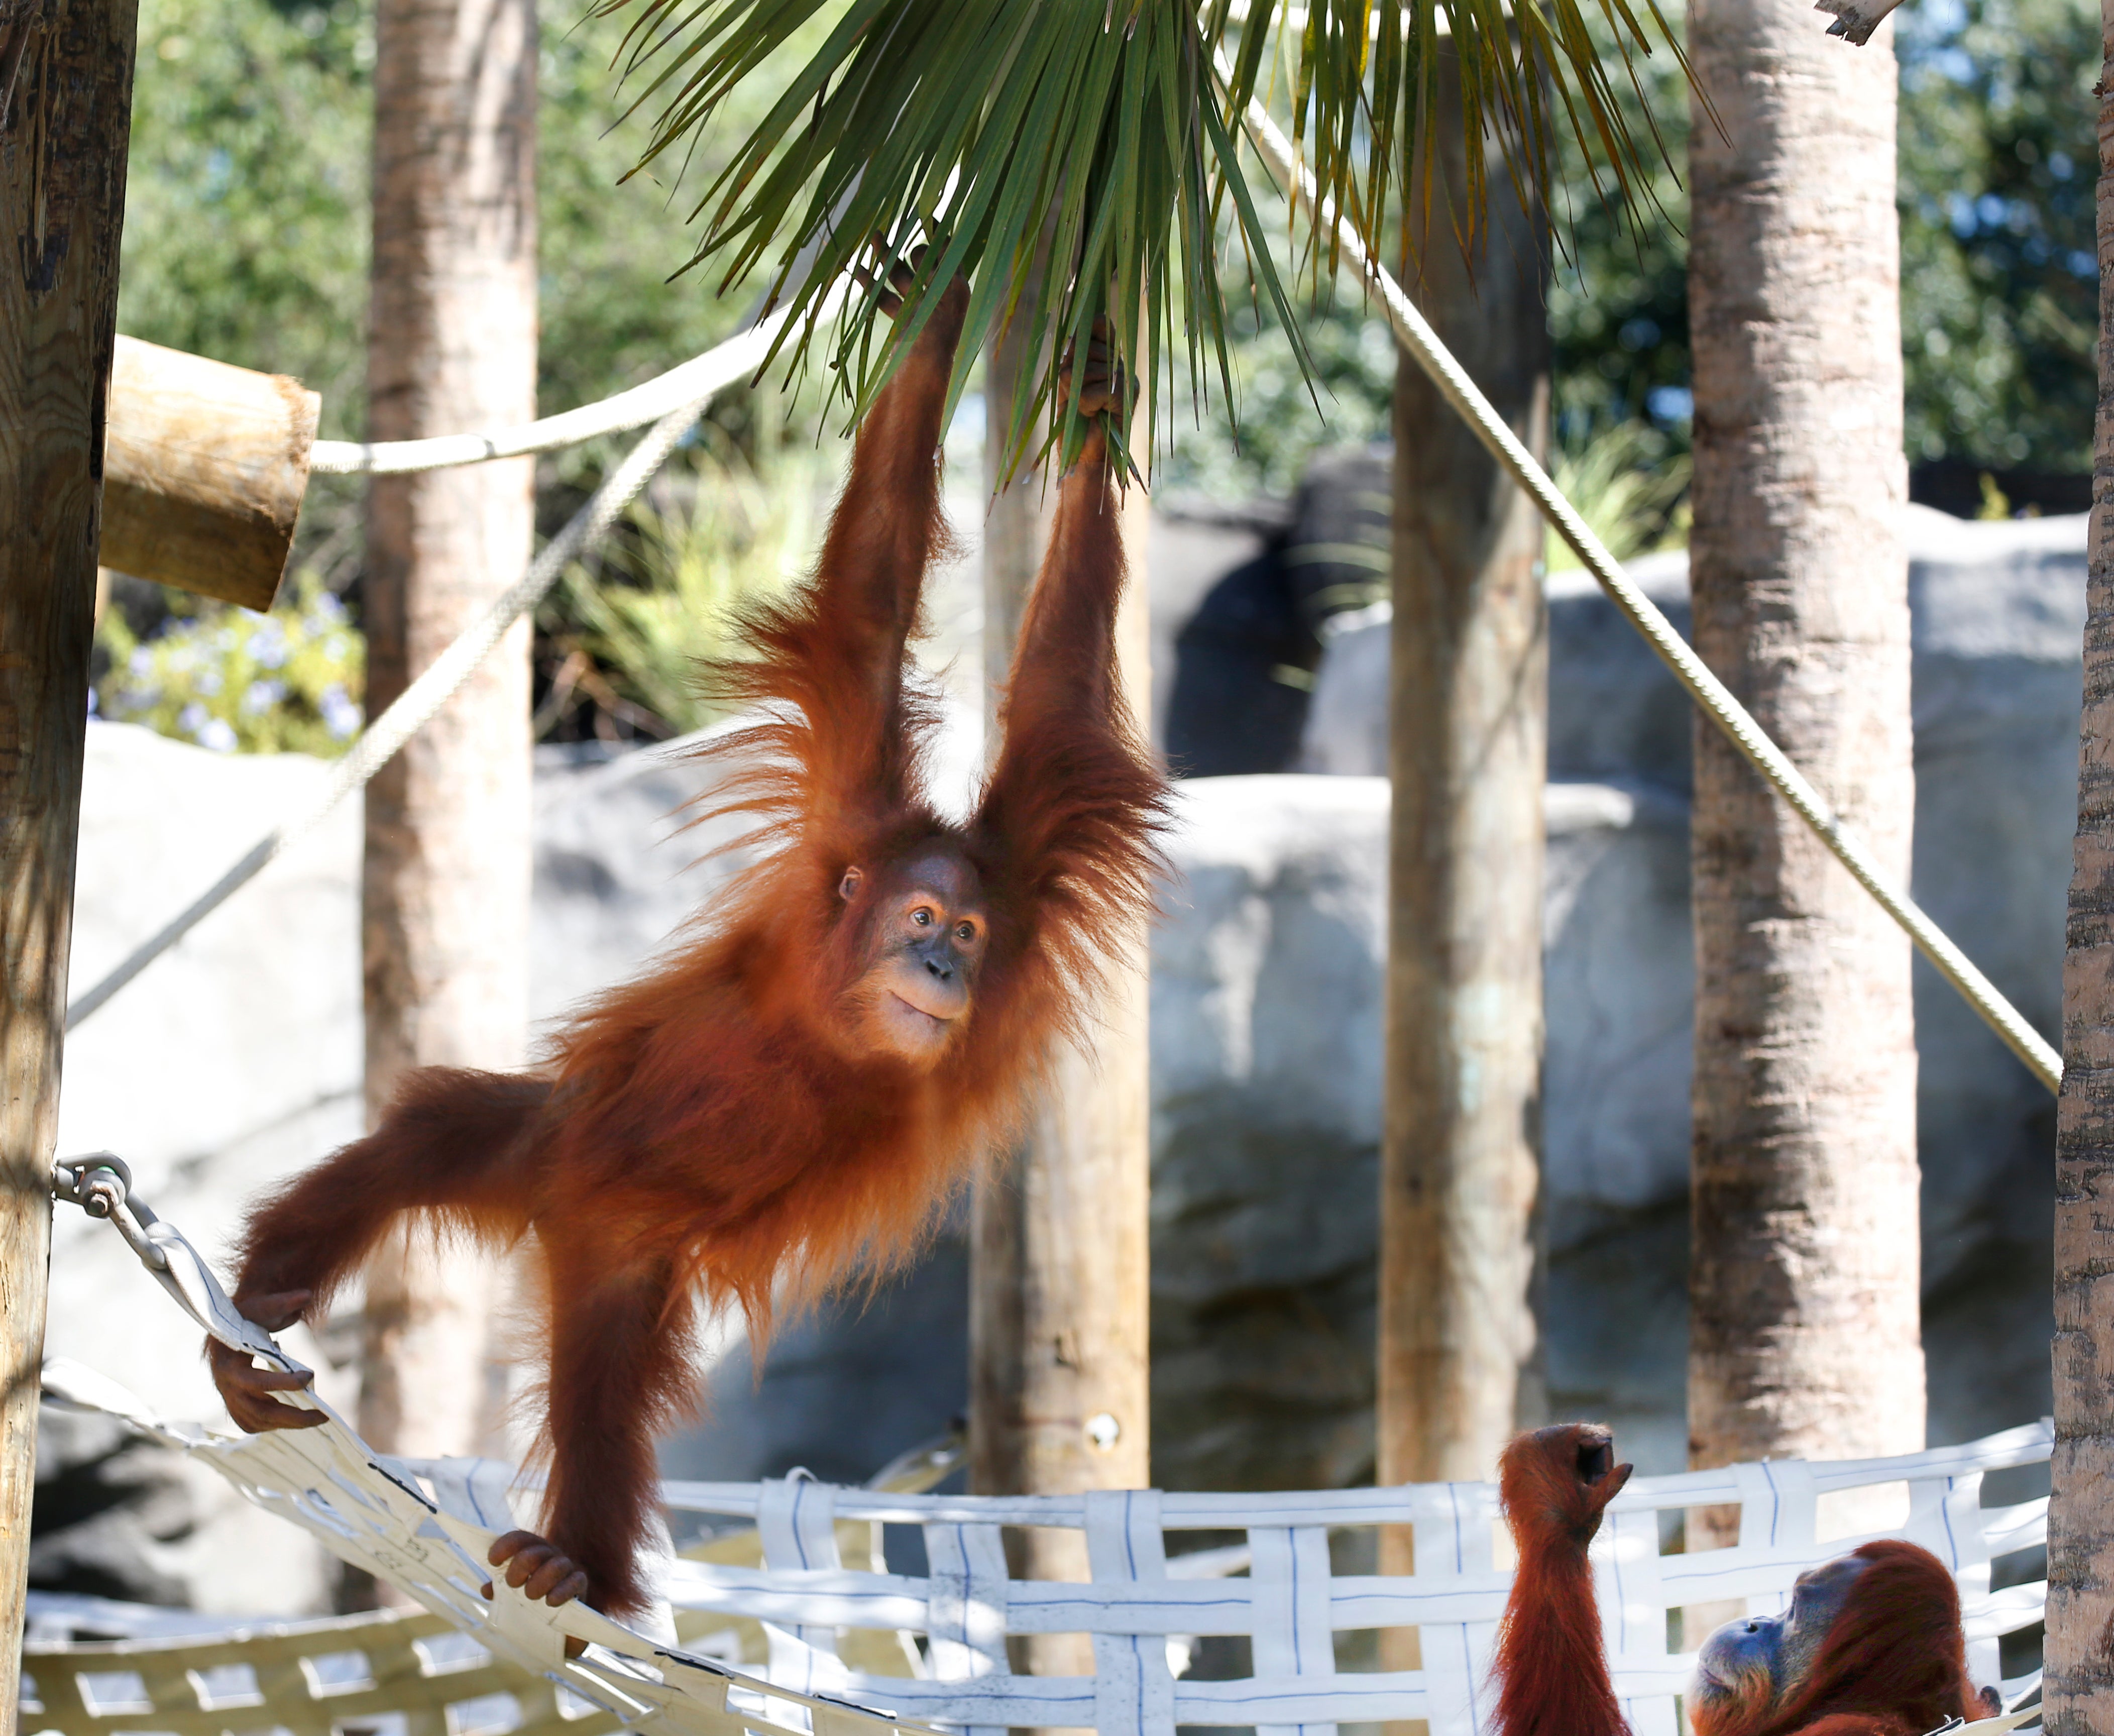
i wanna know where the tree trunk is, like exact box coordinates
[1378,44,1551,1500]
[1375,58,1547,1705]
[0,0,136,1701]
[1685,0,1922,1545]
[357,0,536,1490]
[2045,3,2114,1724]
[970,312,1152,1679]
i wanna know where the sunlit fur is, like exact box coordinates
[213,277,1169,1616]
[1691,1541,1982,1736]
[1493,1425,1634,1736]
[1492,1426,1988,1736]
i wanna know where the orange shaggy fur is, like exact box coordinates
[213,278,1168,1614]
[1492,1426,1986,1736]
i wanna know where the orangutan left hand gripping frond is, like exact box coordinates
[207,255,1169,1618]
[1491,1424,2001,1736]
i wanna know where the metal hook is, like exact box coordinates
[52,1151,133,1219]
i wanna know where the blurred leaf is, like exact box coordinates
[1541,417,1688,570]
[534,441,827,739]
[95,574,368,756]
[1896,0,2098,475]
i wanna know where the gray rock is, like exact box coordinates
[1149,776,1387,1491]
[30,1408,192,1606]
[1296,504,2082,1468]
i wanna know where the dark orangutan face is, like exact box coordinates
[839,849,989,1064]
[1690,1553,1870,1735]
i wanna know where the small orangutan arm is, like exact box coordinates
[210,1291,326,1432]
[973,322,1167,946]
[1490,1423,1634,1736]
[726,250,971,829]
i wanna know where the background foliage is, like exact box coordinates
[95,576,368,755]
[1532,0,2100,497]
[113,0,843,746]
[107,0,2099,749]
[1897,0,2099,476]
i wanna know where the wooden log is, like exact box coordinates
[970,306,1152,1684]
[1377,44,1549,1693]
[99,335,320,612]
[0,0,140,1714]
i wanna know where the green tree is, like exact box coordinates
[1539,0,2101,485]
[1896,0,2099,474]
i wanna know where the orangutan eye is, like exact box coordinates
[955,922,976,942]
[912,908,933,926]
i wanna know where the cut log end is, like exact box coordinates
[100,336,321,612]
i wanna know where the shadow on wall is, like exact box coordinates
[1164,449,1391,778]
[657,1236,971,1507]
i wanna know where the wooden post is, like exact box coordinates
[970,312,1152,1670]
[0,0,138,1711]
[356,0,537,1499]
[1378,41,1551,1497]
[100,336,320,612]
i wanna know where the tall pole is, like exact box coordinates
[0,0,137,1707]
[2045,1,2114,1726]
[1684,0,1921,1540]
[1378,44,1552,1505]
[970,311,1152,1676]
[358,0,537,1481]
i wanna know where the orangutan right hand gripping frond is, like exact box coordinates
[207,255,1168,1619]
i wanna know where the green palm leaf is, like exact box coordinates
[598,0,1693,473]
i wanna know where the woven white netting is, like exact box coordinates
[33,1169,2052,1736]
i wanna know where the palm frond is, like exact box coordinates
[597,0,1694,474]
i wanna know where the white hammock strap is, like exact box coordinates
[45,1163,2054,1736]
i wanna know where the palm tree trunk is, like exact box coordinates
[2044,3,2114,1724]
[1379,41,1551,1499]
[357,0,537,1488]
[1375,52,1548,1706]
[1685,0,1922,1544]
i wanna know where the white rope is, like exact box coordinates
[70,285,858,1032]
[1225,67,2065,1095]
[310,318,776,476]
[66,387,713,1031]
